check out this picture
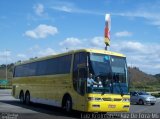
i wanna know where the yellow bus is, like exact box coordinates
[12,49,130,112]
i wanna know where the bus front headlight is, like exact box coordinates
[88,97,103,101]
[122,98,130,102]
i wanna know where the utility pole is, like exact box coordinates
[5,49,9,81]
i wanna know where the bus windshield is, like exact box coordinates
[88,53,128,95]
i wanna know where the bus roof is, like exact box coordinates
[15,49,125,66]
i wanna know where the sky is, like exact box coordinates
[0,0,160,74]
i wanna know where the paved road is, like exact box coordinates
[0,89,80,119]
[0,89,160,119]
[130,99,160,113]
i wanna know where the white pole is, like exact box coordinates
[5,49,8,81]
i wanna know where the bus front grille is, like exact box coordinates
[102,98,112,101]
[113,98,122,101]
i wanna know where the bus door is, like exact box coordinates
[77,67,87,111]
[73,52,88,111]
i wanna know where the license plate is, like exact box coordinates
[108,105,116,108]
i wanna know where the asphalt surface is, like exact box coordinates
[0,89,160,119]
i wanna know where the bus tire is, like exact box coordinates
[25,91,30,105]
[19,91,25,104]
[62,95,72,112]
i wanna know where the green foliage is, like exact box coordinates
[0,63,14,86]
[0,85,12,89]
[151,93,160,98]
[154,74,160,78]
[128,67,160,92]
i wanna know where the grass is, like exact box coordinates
[130,82,160,92]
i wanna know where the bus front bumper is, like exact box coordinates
[86,102,130,112]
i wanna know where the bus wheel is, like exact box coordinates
[65,97,72,112]
[25,92,30,105]
[19,91,25,104]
